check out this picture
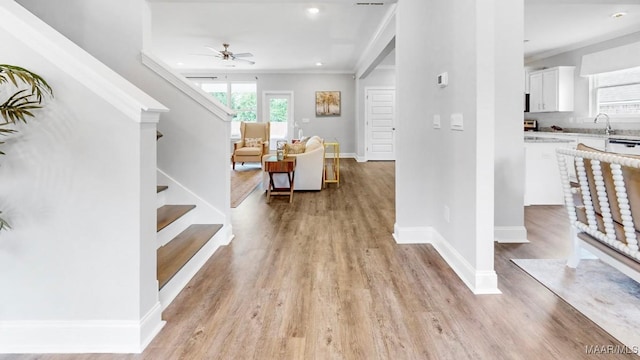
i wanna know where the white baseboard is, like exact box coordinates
[159,224,228,309]
[494,226,529,243]
[324,152,357,160]
[352,155,396,163]
[393,224,501,295]
[139,302,165,352]
[0,302,164,354]
[393,224,430,244]
[223,224,234,246]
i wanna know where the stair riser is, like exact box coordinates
[157,211,195,248]
[159,227,227,310]
[156,191,167,209]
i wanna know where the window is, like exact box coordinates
[191,79,257,137]
[230,83,257,137]
[592,66,640,117]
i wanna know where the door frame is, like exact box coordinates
[364,86,396,161]
[262,90,295,145]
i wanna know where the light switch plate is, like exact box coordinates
[437,72,448,87]
[302,118,310,123]
[433,114,441,129]
[451,113,463,131]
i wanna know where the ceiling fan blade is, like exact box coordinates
[232,52,253,58]
[233,58,255,65]
[204,46,222,55]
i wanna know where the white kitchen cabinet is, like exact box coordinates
[528,66,575,113]
[577,136,606,151]
[524,137,577,205]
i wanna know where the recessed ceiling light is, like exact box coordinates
[307,7,320,15]
[315,62,323,66]
[611,11,627,18]
[177,62,184,66]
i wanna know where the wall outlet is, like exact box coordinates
[302,118,310,123]
[433,114,441,129]
[444,205,450,223]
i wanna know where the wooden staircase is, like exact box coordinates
[155,134,222,297]
[157,223,222,288]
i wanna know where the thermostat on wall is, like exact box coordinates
[437,72,448,87]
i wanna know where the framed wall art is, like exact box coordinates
[315,91,341,117]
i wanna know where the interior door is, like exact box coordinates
[366,88,396,161]
[263,91,294,149]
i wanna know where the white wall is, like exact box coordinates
[355,5,396,80]
[395,0,499,293]
[0,47,145,320]
[494,0,526,243]
[205,73,357,154]
[17,0,232,222]
[0,0,163,352]
[525,31,640,131]
[257,73,356,153]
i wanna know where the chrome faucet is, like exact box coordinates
[594,113,612,135]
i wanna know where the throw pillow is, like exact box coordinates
[285,143,306,154]
[245,138,263,147]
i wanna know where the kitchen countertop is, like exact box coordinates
[535,127,640,138]
[524,136,574,143]
[525,128,640,143]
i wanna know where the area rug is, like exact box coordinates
[512,258,640,350]
[230,164,262,208]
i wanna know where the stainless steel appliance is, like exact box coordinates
[608,138,640,155]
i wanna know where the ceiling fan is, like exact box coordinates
[202,43,255,65]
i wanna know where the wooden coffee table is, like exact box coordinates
[264,156,296,203]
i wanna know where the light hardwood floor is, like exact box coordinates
[3,160,636,359]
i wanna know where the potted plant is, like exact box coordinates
[0,64,53,230]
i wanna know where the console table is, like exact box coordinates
[323,142,339,188]
[264,156,296,203]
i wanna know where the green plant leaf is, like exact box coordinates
[0,65,53,225]
[0,89,42,124]
[0,64,53,104]
[0,65,53,125]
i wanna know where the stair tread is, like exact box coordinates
[157,185,168,193]
[157,224,223,289]
[157,205,196,232]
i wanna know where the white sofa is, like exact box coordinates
[262,136,325,191]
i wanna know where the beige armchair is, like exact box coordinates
[232,122,270,170]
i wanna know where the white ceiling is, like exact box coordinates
[148,0,640,73]
[148,1,395,73]
[524,0,640,62]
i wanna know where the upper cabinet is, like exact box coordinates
[528,66,575,113]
